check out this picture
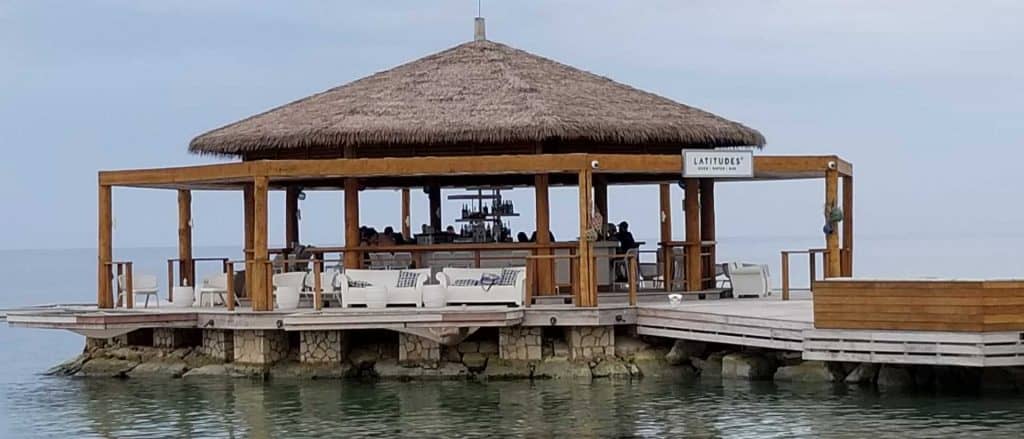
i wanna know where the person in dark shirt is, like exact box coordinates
[615,221,637,254]
[517,232,530,243]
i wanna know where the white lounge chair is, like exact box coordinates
[118,274,160,308]
[436,267,525,306]
[728,262,771,298]
[198,273,228,307]
[273,271,308,309]
[339,268,430,307]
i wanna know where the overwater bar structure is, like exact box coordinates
[11,25,1024,375]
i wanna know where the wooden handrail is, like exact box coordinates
[780,248,829,300]
[525,253,581,307]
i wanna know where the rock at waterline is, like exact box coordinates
[773,360,834,383]
[666,340,707,366]
[533,358,592,380]
[845,363,879,384]
[461,352,488,371]
[127,361,189,378]
[876,365,914,390]
[721,353,775,380]
[591,359,631,378]
[693,352,725,378]
[479,359,531,379]
[75,358,139,378]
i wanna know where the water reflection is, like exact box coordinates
[4,376,1024,438]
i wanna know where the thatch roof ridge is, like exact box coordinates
[189,39,765,156]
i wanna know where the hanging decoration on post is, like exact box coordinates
[822,204,844,235]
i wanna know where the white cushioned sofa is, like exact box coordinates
[339,268,430,307]
[436,267,525,306]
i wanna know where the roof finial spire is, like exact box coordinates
[474,0,486,41]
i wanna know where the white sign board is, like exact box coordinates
[681,150,754,178]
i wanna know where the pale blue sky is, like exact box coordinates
[1,1,1022,251]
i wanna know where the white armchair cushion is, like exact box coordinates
[339,268,429,307]
[436,267,525,306]
[728,262,771,298]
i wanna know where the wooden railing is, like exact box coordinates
[104,261,134,309]
[657,241,716,291]
[779,248,828,301]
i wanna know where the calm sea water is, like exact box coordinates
[2,237,1024,438]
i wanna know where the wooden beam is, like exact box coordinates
[684,178,702,292]
[700,179,716,289]
[252,176,270,311]
[427,183,441,231]
[825,168,841,277]
[658,183,673,291]
[243,183,254,302]
[577,169,594,307]
[177,189,194,288]
[98,153,853,188]
[285,185,300,247]
[535,174,554,296]
[842,175,854,277]
[97,184,112,309]
[344,178,361,269]
[401,188,411,240]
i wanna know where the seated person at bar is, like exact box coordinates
[605,223,617,241]
[517,232,530,243]
[378,227,397,246]
[383,226,402,245]
[529,230,556,242]
[615,221,637,253]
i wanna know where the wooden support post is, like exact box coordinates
[285,185,300,248]
[781,252,790,301]
[344,178,362,269]
[842,175,854,277]
[428,183,442,232]
[243,183,254,301]
[177,189,193,288]
[251,176,270,311]
[577,169,594,307]
[825,169,841,278]
[225,262,235,311]
[401,188,411,240]
[535,174,554,295]
[700,179,716,290]
[593,176,608,229]
[659,184,673,291]
[683,178,702,292]
[97,184,113,309]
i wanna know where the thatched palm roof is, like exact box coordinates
[189,40,765,157]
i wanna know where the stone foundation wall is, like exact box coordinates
[300,330,346,364]
[153,328,198,349]
[233,330,289,365]
[566,326,615,361]
[398,333,440,365]
[499,327,542,361]
[199,329,234,362]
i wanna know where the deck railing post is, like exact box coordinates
[125,262,134,309]
[313,259,323,310]
[628,255,638,306]
[781,252,790,301]
[225,261,235,311]
[524,257,535,308]
[115,263,124,308]
[809,251,817,290]
[166,260,175,301]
